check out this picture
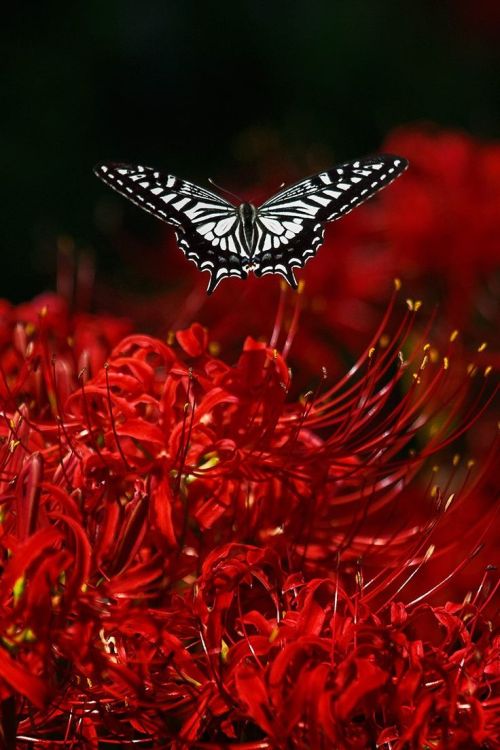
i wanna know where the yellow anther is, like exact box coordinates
[484,365,492,377]
[379,334,389,348]
[424,545,435,561]
[394,277,402,290]
[445,493,455,511]
[166,330,175,345]
[406,298,414,311]
[198,454,220,472]
[477,342,487,352]
[443,356,449,370]
[269,626,279,643]
[368,347,376,358]
[452,454,460,467]
[449,329,459,342]
[423,343,431,352]
[414,300,422,311]
[420,355,428,370]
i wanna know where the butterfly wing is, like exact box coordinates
[94,163,249,293]
[254,154,408,286]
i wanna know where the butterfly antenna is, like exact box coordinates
[208,178,244,204]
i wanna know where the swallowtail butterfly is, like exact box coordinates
[94,155,408,294]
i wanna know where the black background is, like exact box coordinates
[2,1,499,302]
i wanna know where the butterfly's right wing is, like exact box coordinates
[94,163,248,292]
[254,155,408,286]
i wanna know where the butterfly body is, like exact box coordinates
[239,202,258,259]
[94,155,408,293]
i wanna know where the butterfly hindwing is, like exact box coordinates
[93,163,248,292]
[254,155,408,280]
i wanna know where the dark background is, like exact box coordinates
[2,1,500,303]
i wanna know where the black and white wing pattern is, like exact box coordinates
[252,155,408,286]
[94,155,408,294]
[93,163,249,293]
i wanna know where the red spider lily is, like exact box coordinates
[0,284,497,748]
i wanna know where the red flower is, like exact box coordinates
[0,289,497,747]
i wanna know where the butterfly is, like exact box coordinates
[94,154,408,294]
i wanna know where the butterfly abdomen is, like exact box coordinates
[238,203,258,256]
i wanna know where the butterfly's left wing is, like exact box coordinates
[254,154,408,286]
[94,163,249,293]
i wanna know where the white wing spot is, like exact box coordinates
[263,235,273,252]
[260,216,285,234]
[214,216,237,236]
[173,197,190,210]
[197,221,216,236]
[310,194,331,206]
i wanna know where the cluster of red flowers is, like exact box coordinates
[0,282,497,748]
